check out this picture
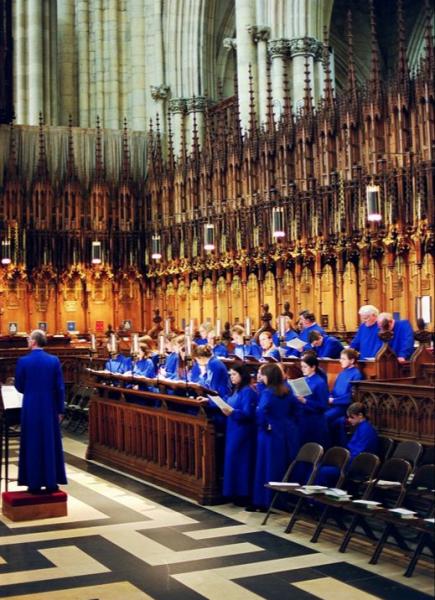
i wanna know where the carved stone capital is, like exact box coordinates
[223,37,237,52]
[186,96,207,113]
[150,84,170,101]
[168,98,187,114]
[268,38,290,59]
[247,25,271,43]
[288,37,323,59]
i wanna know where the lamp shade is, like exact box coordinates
[1,240,11,265]
[91,241,102,264]
[151,234,162,260]
[204,223,215,251]
[366,185,382,222]
[272,207,285,238]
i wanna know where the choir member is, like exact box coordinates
[251,363,299,510]
[272,315,301,357]
[307,330,343,359]
[206,330,229,358]
[231,325,262,360]
[220,365,258,506]
[193,344,231,398]
[350,305,382,359]
[195,322,213,346]
[293,354,330,448]
[258,331,281,361]
[326,348,363,430]
[160,334,184,379]
[298,311,326,344]
[131,344,156,379]
[377,312,415,362]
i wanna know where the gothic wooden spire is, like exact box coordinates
[322,25,334,108]
[95,115,104,182]
[155,113,163,175]
[265,57,275,132]
[303,50,313,115]
[167,111,175,172]
[422,0,434,78]
[346,9,357,102]
[66,114,77,181]
[396,0,408,89]
[248,64,257,135]
[5,119,18,179]
[36,112,48,181]
[368,0,382,98]
[190,101,200,164]
[120,117,131,183]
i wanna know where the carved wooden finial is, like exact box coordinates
[6,118,18,178]
[121,117,131,182]
[303,48,313,114]
[167,110,175,171]
[322,25,334,108]
[95,115,104,182]
[266,57,275,131]
[369,0,381,97]
[346,9,357,102]
[248,63,257,134]
[36,112,48,180]
[66,114,77,181]
[396,0,408,87]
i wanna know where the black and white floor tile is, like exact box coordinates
[0,437,433,600]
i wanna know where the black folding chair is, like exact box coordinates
[338,457,411,553]
[419,446,435,467]
[392,441,423,471]
[369,464,435,573]
[377,436,394,462]
[262,442,324,525]
[311,452,380,543]
[284,446,351,534]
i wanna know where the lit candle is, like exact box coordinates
[158,334,165,356]
[245,317,251,337]
[164,319,170,335]
[190,319,195,335]
[90,334,96,352]
[215,319,221,338]
[132,333,139,354]
[279,316,286,338]
[110,333,117,353]
[185,334,192,357]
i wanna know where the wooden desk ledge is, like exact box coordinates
[2,490,68,521]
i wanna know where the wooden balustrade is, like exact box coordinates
[87,384,220,504]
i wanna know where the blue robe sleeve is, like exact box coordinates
[347,421,379,461]
[230,387,258,423]
[331,368,363,405]
[391,320,414,359]
[304,376,329,413]
[207,358,231,398]
[350,326,362,351]
[14,358,24,393]
[54,357,65,414]
[322,337,343,359]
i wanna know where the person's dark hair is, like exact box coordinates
[30,329,47,347]
[347,402,367,418]
[302,312,316,323]
[193,344,213,359]
[230,364,252,389]
[300,353,319,369]
[308,330,323,343]
[259,363,288,396]
[341,348,359,362]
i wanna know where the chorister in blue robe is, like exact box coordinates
[272,330,301,357]
[261,346,281,361]
[15,349,67,491]
[105,354,129,373]
[299,323,326,344]
[325,365,363,426]
[347,419,379,461]
[223,385,258,499]
[309,335,343,359]
[198,356,231,399]
[132,358,156,378]
[389,319,415,359]
[212,343,229,358]
[234,342,262,360]
[163,351,179,379]
[350,323,382,359]
[252,388,299,508]
[194,337,208,346]
[294,372,330,448]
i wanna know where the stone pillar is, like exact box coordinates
[288,37,323,112]
[58,0,76,125]
[269,39,289,121]
[104,0,120,128]
[13,0,27,123]
[27,0,43,124]
[168,98,186,158]
[248,26,270,124]
[235,0,257,130]
[76,0,90,126]
[90,1,104,121]
[129,0,145,131]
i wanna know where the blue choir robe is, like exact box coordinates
[199,356,231,399]
[234,343,261,360]
[294,372,330,448]
[350,323,382,359]
[253,387,299,508]
[194,337,208,346]
[120,354,133,371]
[348,420,379,461]
[273,329,301,358]
[212,343,228,358]
[325,366,363,425]
[15,349,67,490]
[389,319,414,359]
[299,323,326,344]
[163,352,179,379]
[261,346,281,361]
[309,335,343,359]
[105,354,128,373]
[223,385,258,498]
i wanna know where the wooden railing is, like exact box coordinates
[87,384,220,504]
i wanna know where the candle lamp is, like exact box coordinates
[131,333,140,356]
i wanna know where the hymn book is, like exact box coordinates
[288,377,312,398]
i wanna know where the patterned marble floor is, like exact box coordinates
[0,436,433,600]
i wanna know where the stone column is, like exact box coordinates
[27,0,43,124]
[288,37,323,112]
[13,0,27,123]
[104,0,120,128]
[76,0,90,126]
[269,39,289,121]
[58,0,76,124]
[168,98,186,158]
[235,0,258,130]
[248,26,270,124]
[129,0,145,131]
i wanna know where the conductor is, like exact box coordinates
[15,329,67,493]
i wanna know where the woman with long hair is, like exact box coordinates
[251,363,299,510]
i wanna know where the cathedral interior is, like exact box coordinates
[0,0,434,599]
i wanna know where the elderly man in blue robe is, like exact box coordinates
[377,312,415,362]
[350,305,382,359]
[15,329,67,493]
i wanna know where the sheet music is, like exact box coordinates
[286,338,306,351]
[1,385,24,409]
[207,394,231,411]
[288,377,312,397]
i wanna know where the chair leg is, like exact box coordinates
[262,491,280,526]
[404,533,428,578]
[311,506,330,543]
[339,514,359,553]
[369,524,392,565]
[285,497,304,533]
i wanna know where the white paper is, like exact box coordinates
[288,377,312,397]
[2,385,23,409]
[376,480,401,487]
[352,500,381,506]
[267,482,300,487]
[286,338,307,351]
[207,394,231,411]
[389,508,416,517]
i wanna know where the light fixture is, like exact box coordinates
[204,223,215,251]
[272,206,285,238]
[91,240,102,264]
[366,184,382,222]
[151,234,162,260]
[1,240,11,265]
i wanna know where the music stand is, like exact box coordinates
[0,386,23,492]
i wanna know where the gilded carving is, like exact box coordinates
[190,279,200,300]
[216,276,226,295]
[202,278,213,300]
[231,275,241,298]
